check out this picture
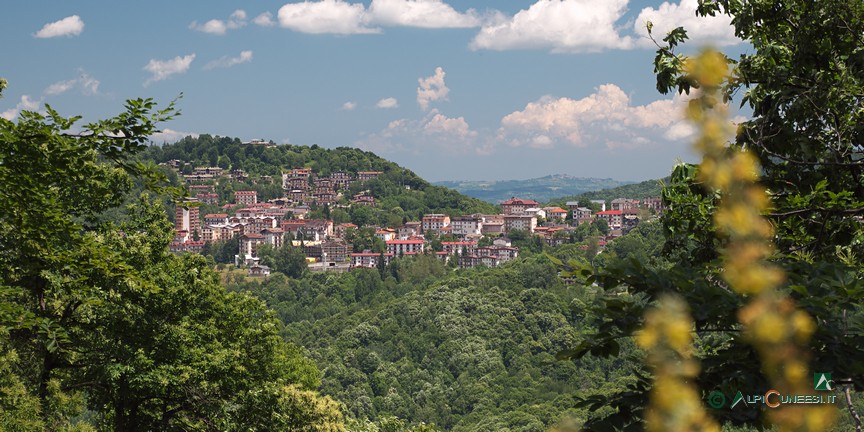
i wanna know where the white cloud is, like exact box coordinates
[143,54,196,86]
[376,97,399,109]
[149,128,199,144]
[357,109,482,155]
[367,0,480,28]
[278,0,380,34]
[417,66,449,111]
[470,0,633,53]
[1,95,41,120]
[254,12,277,27]
[34,15,84,38]
[340,101,357,110]
[634,0,739,47]
[204,50,253,70]
[190,9,248,35]
[498,83,693,149]
[45,71,100,96]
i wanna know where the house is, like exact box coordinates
[441,241,477,256]
[386,239,425,255]
[235,191,258,206]
[590,200,607,212]
[611,198,640,211]
[335,223,358,237]
[501,197,540,215]
[503,215,537,233]
[375,228,397,241]
[565,201,581,211]
[329,171,353,190]
[399,222,422,239]
[596,210,624,229]
[544,207,568,221]
[481,222,505,235]
[236,233,267,266]
[248,264,271,277]
[352,193,376,206]
[321,240,351,263]
[350,251,393,268]
[287,189,309,203]
[357,171,383,181]
[493,237,512,247]
[451,216,483,237]
[643,197,665,213]
[204,213,229,226]
[421,214,451,232]
[523,208,547,219]
[261,228,285,249]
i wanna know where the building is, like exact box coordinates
[350,252,393,268]
[451,216,483,237]
[421,214,451,232]
[375,229,397,242]
[565,201,581,211]
[319,240,351,263]
[236,233,266,266]
[386,239,425,255]
[196,192,219,204]
[544,207,568,221]
[357,171,383,181]
[235,190,258,206]
[175,204,200,237]
[501,197,540,215]
[399,222,422,239]
[596,210,623,229]
[248,264,271,277]
[643,197,665,213]
[590,200,607,212]
[611,198,640,211]
[204,213,229,226]
[441,241,477,256]
[503,214,537,233]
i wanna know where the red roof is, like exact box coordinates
[441,241,477,245]
[502,197,539,206]
[204,213,228,218]
[596,210,623,215]
[386,239,425,244]
[243,233,264,239]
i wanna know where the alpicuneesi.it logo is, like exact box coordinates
[706,373,837,409]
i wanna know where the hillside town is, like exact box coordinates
[167,163,665,276]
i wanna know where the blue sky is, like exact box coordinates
[1,1,747,182]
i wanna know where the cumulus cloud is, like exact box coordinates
[274,0,487,34]
[149,128,200,144]
[357,109,482,155]
[143,54,196,86]
[45,71,100,96]
[498,83,694,149]
[376,97,399,109]
[417,67,449,111]
[470,0,633,53]
[254,11,277,27]
[368,0,480,28]
[190,9,248,35]
[204,50,253,70]
[0,95,41,121]
[634,0,739,47]
[340,101,357,110]
[278,0,380,34]
[34,15,84,38]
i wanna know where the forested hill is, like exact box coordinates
[139,135,498,218]
[434,175,633,204]
[545,177,667,207]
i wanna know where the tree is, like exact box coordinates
[0,96,345,430]
[560,4,864,429]
[260,243,309,279]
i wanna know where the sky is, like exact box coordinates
[1,1,748,182]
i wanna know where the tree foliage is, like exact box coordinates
[0,98,344,430]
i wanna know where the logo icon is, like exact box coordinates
[707,391,726,409]
[815,373,833,391]
[731,390,748,408]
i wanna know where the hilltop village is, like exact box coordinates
[166,160,665,276]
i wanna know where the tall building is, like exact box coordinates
[175,204,200,237]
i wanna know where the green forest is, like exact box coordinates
[3,1,864,431]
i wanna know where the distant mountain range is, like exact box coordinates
[433,174,636,204]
